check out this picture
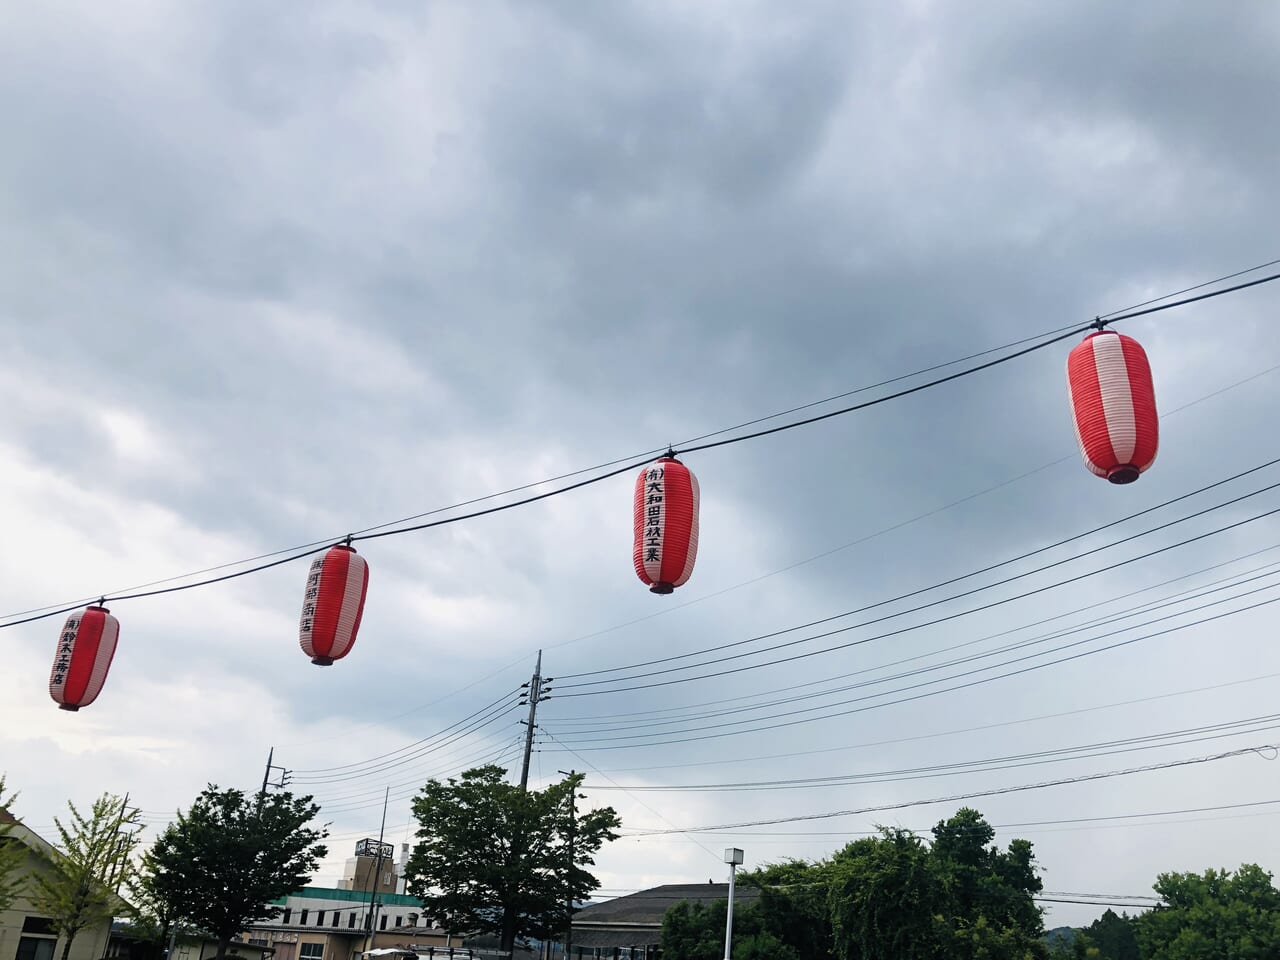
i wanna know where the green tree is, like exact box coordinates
[1080,910,1137,960]
[1136,863,1280,959]
[405,766,619,951]
[29,792,141,960]
[0,775,28,915]
[828,830,950,960]
[143,786,328,960]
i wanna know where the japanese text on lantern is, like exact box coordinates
[644,467,665,562]
[52,617,79,686]
[300,560,322,635]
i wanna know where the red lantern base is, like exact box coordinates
[58,703,79,712]
[311,656,335,666]
[649,582,675,595]
[1107,465,1141,485]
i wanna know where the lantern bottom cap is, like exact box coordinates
[57,703,80,712]
[311,655,335,666]
[649,582,675,595]
[1107,465,1141,484]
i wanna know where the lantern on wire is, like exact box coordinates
[1066,328,1159,484]
[49,604,119,711]
[299,542,369,666]
[633,453,700,594]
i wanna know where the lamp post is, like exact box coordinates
[722,848,744,960]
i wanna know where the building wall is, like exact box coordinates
[243,888,437,960]
[0,840,114,960]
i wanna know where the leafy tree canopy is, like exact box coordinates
[142,786,327,960]
[1136,863,1280,960]
[0,774,27,915]
[29,792,142,960]
[404,766,619,948]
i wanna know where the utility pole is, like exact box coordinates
[258,748,292,812]
[363,787,391,957]
[556,772,581,960]
[518,651,552,792]
[503,652,553,959]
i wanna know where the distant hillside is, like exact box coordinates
[1045,926,1077,948]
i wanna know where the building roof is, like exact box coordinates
[270,887,424,908]
[574,884,758,925]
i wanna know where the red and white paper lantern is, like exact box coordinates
[299,544,369,666]
[1066,330,1159,484]
[49,605,119,711]
[633,455,700,594]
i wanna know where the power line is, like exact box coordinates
[580,712,1280,792]
[548,555,1280,734]
[290,687,523,776]
[6,267,1277,630]
[552,482,1280,700]
[543,588,1280,750]
[558,458,1280,686]
[624,742,1280,834]
[578,669,1280,775]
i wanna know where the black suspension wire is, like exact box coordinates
[548,563,1280,736]
[584,670,1280,776]
[558,457,1280,683]
[552,479,1280,697]
[290,686,523,775]
[542,589,1280,750]
[7,268,1276,630]
[553,542,1280,725]
[622,741,1280,834]
[581,712,1280,792]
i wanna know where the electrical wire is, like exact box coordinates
[6,267,1277,630]
[580,712,1280,792]
[548,554,1280,733]
[543,588,1280,750]
[580,670,1280,775]
[553,481,1280,699]
[559,457,1280,685]
[624,741,1280,834]
[291,687,523,775]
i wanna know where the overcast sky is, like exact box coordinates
[3,0,1280,931]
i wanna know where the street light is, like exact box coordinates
[723,848,744,960]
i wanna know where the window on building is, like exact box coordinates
[348,913,356,929]
[283,909,292,924]
[21,919,57,936]
[316,912,325,927]
[379,915,387,931]
[300,910,309,925]
[331,913,339,928]
[15,938,56,960]
[299,944,324,960]
[394,917,402,929]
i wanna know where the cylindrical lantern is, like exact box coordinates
[299,544,369,666]
[49,605,119,711]
[633,455,700,594]
[1066,330,1159,484]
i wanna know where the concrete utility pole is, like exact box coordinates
[363,787,392,957]
[556,771,581,960]
[518,650,551,791]
[504,652,553,959]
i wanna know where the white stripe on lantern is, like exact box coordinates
[1092,334,1138,465]
[330,553,366,660]
[1064,368,1106,477]
[642,468,667,584]
[676,471,700,586]
[84,614,119,703]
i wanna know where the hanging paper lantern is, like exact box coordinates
[49,605,119,711]
[299,544,369,666]
[1067,330,1159,484]
[633,455,700,594]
